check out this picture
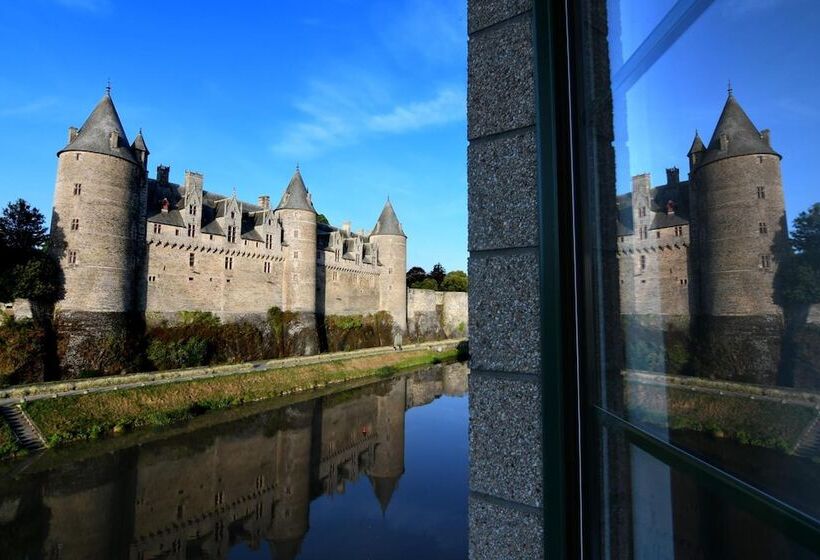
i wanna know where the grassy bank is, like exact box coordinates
[21,348,456,452]
[0,421,22,458]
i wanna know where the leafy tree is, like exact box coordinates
[0,199,48,254]
[441,270,468,292]
[406,266,427,288]
[316,213,330,225]
[13,254,62,301]
[780,203,820,304]
[411,278,438,290]
[429,263,446,287]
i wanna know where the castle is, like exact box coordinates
[49,90,407,354]
[616,90,789,325]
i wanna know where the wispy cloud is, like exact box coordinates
[0,96,58,118]
[53,0,110,13]
[368,88,464,133]
[272,81,465,158]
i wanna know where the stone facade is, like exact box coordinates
[50,92,409,356]
[406,288,468,341]
[617,94,789,323]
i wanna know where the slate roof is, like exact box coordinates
[276,169,316,212]
[132,130,149,154]
[616,180,692,234]
[371,199,405,237]
[698,93,779,167]
[58,92,138,164]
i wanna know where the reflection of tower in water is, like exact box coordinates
[369,376,408,514]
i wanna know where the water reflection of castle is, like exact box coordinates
[0,364,468,560]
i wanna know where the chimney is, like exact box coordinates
[760,129,771,147]
[258,195,270,210]
[184,170,204,191]
[665,167,679,184]
[666,200,676,215]
[157,165,170,184]
[719,133,729,151]
[161,198,170,213]
[342,221,351,234]
[68,126,79,143]
[631,173,651,193]
[109,130,119,150]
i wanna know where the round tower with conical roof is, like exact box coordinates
[371,199,407,333]
[50,90,146,323]
[691,90,789,318]
[275,168,319,354]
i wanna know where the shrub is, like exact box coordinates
[178,310,221,327]
[324,311,394,352]
[0,317,46,385]
[147,337,209,370]
[441,270,468,292]
[411,278,438,290]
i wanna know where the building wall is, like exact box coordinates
[144,231,285,322]
[467,1,545,558]
[317,254,381,317]
[406,289,468,340]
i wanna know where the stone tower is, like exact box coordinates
[50,90,146,362]
[369,376,407,514]
[371,200,407,333]
[690,90,788,318]
[275,168,319,354]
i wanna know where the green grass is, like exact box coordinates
[0,420,22,458]
[19,348,456,454]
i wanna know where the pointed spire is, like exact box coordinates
[371,198,406,237]
[58,91,138,164]
[131,128,149,154]
[687,130,705,156]
[727,80,733,97]
[276,167,316,212]
[369,475,400,515]
[698,89,780,166]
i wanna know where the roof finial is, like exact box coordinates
[105,78,111,96]
[727,80,733,97]
[296,161,300,171]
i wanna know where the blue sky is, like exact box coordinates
[611,0,819,225]
[0,0,467,272]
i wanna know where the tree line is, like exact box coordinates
[406,263,468,292]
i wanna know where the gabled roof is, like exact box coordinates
[132,130,149,154]
[58,91,138,164]
[698,92,779,166]
[276,168,316,212]
[371,199,405,237]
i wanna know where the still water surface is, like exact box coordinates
[0,362,469,559]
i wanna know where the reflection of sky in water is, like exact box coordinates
[229,393,469,560]
[612,0,820,226]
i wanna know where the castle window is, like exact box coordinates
[230,211,235,219]
[148,275,156,282]
[75,153,80,160]
[757,186,766,199]
[188,277,193,282]
[209,234,213,240]
[225,256,233,270]
[70,218,79,231]
[189,204,196,216]
[761,255,771,269]
[189,253,195,267]
[759,222,768,234]
[638,207,646,218]
[227,226,236,243]
[293,251,299,260]
[674,226,684,236]
[175,228,180,236]
[153,223,162,234]
[187,224,196,237]
[265,234,273,250]
[264,261,271,273]
[73,183,81,195]
[68,251,77,264]
[655,231,660,239]
[640,255,646,270]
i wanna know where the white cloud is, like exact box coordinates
[368,88,464,133]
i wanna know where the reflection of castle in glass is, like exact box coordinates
[617,89,788,321]
[0,364,468,559]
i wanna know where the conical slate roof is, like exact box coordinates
[131,130,149,154]
[369,475,400,515]
[687,131,705,156]
[276,168,316,212]
[698,92,779,167]
[371,199,405,237]
[58,91,138,164]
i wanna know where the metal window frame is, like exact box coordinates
[533,0,820,557]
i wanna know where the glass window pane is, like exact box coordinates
[574,0,820,546]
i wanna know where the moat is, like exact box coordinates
[0,362,469,560]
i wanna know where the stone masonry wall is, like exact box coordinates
[467,2,544,558]
[406,289,468,341]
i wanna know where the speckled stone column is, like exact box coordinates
[467,1,544,558]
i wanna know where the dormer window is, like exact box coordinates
[227,226,237,243]
[189,204,196,216]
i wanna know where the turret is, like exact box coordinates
[275,167,319,354]
[691,90,788,317]
[368,377,407,515]
[50,88,144,316]
[131,129,149,171]
[687,130,705,170]
[370,199,407,333]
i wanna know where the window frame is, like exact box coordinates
[535,0,820,557]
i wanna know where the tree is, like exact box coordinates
[411,278,438,290]
[441,270,468,292]
[780,203,820,304]
[0,199,48,254]
[316,213,330,225]
[429,263,446,287]
[406,266,427,288]
[13,254,62,301]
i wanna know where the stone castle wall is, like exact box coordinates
[406,288,468,341]
[317,258,381,317]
